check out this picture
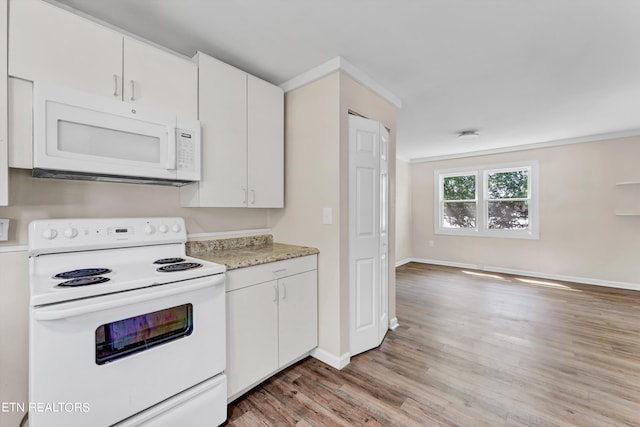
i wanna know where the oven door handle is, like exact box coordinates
[33,276,224,321]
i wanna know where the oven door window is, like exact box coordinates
[95,304,193,365]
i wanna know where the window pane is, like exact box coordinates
[443,202,476,228]
[443,175,476,200]
[488,201,529,229]
[487,170,528,199]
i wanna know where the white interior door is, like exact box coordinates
[349,114,381,357]
[378,124,389,343]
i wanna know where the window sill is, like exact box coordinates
[435,228,539,240]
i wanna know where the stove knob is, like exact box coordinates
[158,225,169,234]
[42,228,58,240]
[144,224,156,235]
[63,227,78,239]
[171,223,182,233]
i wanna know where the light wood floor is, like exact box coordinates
[226,262,640,426]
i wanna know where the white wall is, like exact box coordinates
[409,136,640,288]
[395,158,412,264]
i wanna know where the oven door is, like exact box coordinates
[29,275,225,427]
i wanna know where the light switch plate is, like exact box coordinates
[0,219,8,241]
[322,208,332,225]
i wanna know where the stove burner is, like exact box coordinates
[156,262,202,273]
[153,258,186,265]
[57,276,110,287]
[54,268,112,280]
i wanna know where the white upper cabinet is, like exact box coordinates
[8,0,196,117]
[9,0,122,97]
[123,37,197,118]
[247,75,284,208]
[181,52,284,208]
[182,53,247,207]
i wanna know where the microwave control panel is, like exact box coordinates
[177,131,195,172]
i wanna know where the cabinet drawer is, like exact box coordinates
[226,255,317,292]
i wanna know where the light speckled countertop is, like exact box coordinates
[186,235,319,270]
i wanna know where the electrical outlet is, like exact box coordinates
[0,219,8,241]
[428,240,435,248]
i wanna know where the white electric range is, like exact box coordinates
[28,217,227,427]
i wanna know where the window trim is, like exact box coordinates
[434,160,539,239]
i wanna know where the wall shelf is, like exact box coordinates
[615,181,640,216]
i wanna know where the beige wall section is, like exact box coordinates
[0,168,269,246]
[339,73,397,353]
[271,72,398,362]
[395,158,412,264]
[269,73,342,356]
[0,251,29,427]
[411,136,640,285]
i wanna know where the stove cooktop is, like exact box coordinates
[30,246,224,306]
[28,217,226,306]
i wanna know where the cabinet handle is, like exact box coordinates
[113,74,119,97]
[251,189,256,205]
[273,268,287,275]
[242,188,247,204]
[281,283,287,300]
[130,80,135,101]
[273,285,278,302]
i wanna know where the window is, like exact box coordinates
[435,161,538,238]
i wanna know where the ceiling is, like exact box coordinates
[55,0,640,161]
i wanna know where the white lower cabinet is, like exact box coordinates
[225,255,318,400]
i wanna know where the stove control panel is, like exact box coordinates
[29,217,188,255]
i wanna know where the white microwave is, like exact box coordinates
[33,82,201,186]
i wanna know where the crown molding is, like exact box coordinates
[279,56,402,109]
[410,128,640,163]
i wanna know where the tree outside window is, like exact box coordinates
[486,169,529,230]
[442,174,476,229]
[435,162,538,239]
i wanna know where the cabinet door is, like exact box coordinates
[226,280,279,398]
[278,270,318,367]
[123,37,197,118]
[247,75,284,208]
[181,53,247,207]
[9,0,122,97]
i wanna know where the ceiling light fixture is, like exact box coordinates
[457,130,480,141]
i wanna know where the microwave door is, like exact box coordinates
[34,84,178,181]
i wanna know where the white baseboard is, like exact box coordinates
[389,317,400,330]
[410,258,640,292]
[395,258,412,267]
[310,348,350,370]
